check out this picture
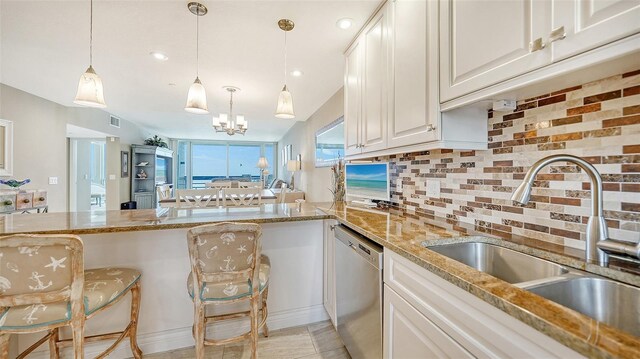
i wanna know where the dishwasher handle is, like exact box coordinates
[335,225,383,269]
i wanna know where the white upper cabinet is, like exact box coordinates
[344,40,362,157]
[439,0,552,102]
[387,0,438,148]
[439,0,640,105]
[344,0,488,159]
[361,9,389,153]
[551,0,640,61]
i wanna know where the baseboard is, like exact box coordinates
[27,304,329,359]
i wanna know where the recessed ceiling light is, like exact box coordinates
[290,70,303,77]
[150,51,169,61]
[336,18,353,30]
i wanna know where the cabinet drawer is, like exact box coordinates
[16,193,33,210]
[33,191,47,207]
[384,249,584,359]
[384,284,473,359]
[0,194,16,212]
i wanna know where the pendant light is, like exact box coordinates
[185,2,209,114]
[74,0,106,108]
[275,19,295,119]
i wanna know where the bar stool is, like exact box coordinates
[187,222,270,359]
[0,234,142,359]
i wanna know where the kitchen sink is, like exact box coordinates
[526,277,640,336]
[427,242,569,284]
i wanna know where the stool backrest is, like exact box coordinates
[176,189,219,208]
[205,181,232,190]
[0,234,84,328]
[187,223,262,297]
[237,181,260,188]
[156,184,172,201]
[222,188,261,207]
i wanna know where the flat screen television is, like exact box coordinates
[345,162,390,202]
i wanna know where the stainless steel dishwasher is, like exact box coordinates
[335,225,383,359]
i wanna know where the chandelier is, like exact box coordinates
[212,87,248,136]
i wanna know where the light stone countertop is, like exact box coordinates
[320,203,640,359]
[2,202,638,358]
[0,203,330,235]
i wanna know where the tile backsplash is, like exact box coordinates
[387,69,640,249]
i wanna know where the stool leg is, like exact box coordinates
[193,303,205,359]
[129,281,143,359]
[48,328,60,359]
[70,320,85,359]
[261,287,270,338]
[1,333,10,359]
[250,295,259,359]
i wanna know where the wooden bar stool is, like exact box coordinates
[0,234,142,359]
[187,222,270,359]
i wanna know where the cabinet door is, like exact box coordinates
[134,193,153,209]
[388,0,438,148]
[384,284,473,359]
[361,9,388,153]
[439,0,552,102]
[552,0,640,61]
[344,40,362,156]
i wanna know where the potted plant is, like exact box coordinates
[144,135,168,148]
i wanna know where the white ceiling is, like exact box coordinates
[0,0,379,142]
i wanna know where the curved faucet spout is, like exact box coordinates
[512,154,608,265]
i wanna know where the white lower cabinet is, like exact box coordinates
[383,249,585,359]
[384,284,473,359]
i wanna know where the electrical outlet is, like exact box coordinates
[48,177,58,185]
[426,180,440,197]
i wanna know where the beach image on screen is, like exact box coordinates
[346,163,389,200]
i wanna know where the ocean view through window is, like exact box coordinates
[176,140,277,189]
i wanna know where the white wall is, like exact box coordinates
[0,84,145,211]
[278,87,344,202]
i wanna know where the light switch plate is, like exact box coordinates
[396,178,403,191]
[48,177,58,185]
[109,174,116,180]
[426,180,440,197]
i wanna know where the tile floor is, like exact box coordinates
[142,321,350,359]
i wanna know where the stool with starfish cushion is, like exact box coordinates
[0,234,142,359]
[187,222,270,359]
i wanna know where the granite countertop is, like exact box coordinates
[320,203,640,359]
[2,202,639,357]
[0,203,330,235]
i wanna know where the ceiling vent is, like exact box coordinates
[109,115,121,128]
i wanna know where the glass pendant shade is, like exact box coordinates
[275,85,295,119]
[185,77,209,114]
[74,65,106,108]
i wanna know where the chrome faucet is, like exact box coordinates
[511,154,640,266]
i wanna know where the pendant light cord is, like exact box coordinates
[196,10,199,78]
[89,0,93,66]
[229,91,234,118]
[283,30,288,85]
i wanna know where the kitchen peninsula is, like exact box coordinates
[4,203,640,359]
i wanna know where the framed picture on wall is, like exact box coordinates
[121,151,129,178]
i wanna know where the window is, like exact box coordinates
[176,140,277,189]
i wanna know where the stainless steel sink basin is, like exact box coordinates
[526,277,640,337]
[428,242,569,284]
